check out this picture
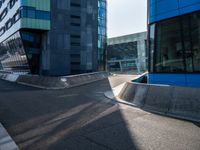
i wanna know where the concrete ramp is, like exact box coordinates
[109,82,200,122]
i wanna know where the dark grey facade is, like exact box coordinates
[0,0,107,76]
[107,32,147,73]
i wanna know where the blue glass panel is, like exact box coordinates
[180,3,200,16]
[20,6,50,20]
[148,73,200,88]
[149,0,200,23]
[179,0,200,8]
[186,74,200,87]
[36,11,50,20]
[156,0,179,15]
[148,73,187,86]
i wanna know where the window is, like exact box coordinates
[149,24,155,72]
[9,0,16,9]
[98,0,107,71]
[155,18,185,72]
[71,42,80,46]
[70,23,80,27]
[181,13,200,72]
[71,15,80,19]
[5,18,13,30]
[36,11,50,20]
[70,3,81,7]
[71,35,80,38]
[21,32,34,42]
[0,27,5,36]
[13,10,20,22]
[0,8,8,21]
[27,8,36,18]
[71,62,80,65]
[150,11,200,73]
[20,7,50,20]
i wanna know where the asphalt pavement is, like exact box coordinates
[0,75,199,150]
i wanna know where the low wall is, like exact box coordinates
[0,72,111,89]
[62,72,110,88]
[117,82,200,122]
[17,75,66,89]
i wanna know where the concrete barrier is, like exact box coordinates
[144,85,172,113]
[169,86,200,120]
[63,72,110,88]
[0,71,110,89]
[118,83,148,108]
[115,82,200,122]
[16,75,66,89]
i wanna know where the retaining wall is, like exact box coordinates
[0,72,111,89]
[118,82,200,122]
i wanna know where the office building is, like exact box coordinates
[148,0,200,87]
[0,0,107,76]
[107,32,147,73]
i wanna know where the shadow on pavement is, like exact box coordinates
[0,78,138,150]
[0,80,40,93]
[193,122,200,128]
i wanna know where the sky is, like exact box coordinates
[107,0,147,38]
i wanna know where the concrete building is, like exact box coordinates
[107,32,147,73]
[0,0,107,76]
[148,0,200,87]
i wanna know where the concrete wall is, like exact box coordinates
[0,71,110,89]
[118,82,200,122]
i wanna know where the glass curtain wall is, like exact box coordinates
[98,0,107,71]
[149,11,200,73]
[0,31,41,74]
[107,42,138,60]
[20,31,41,74]
[0,32,30,72]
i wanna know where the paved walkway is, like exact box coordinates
[0,75,199,150]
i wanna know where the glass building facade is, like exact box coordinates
[0,0,50,74]
[0,32,29,72]
[98,0,107,71]
[148,0,200,87]
[107,32,148,73]
[0,0,107,76]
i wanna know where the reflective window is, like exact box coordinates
[155,18,184,72]
[98,0,107,71]
[36,11,50,20]
[20,31,41,74]
[183,13,200,72]
[27,8,36,18]
[0,32,30,72]
[13,10,20,22]
[107,42,138,60]
[149,11,200,73]
[149,24,155,72]
[20,6,50,20]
